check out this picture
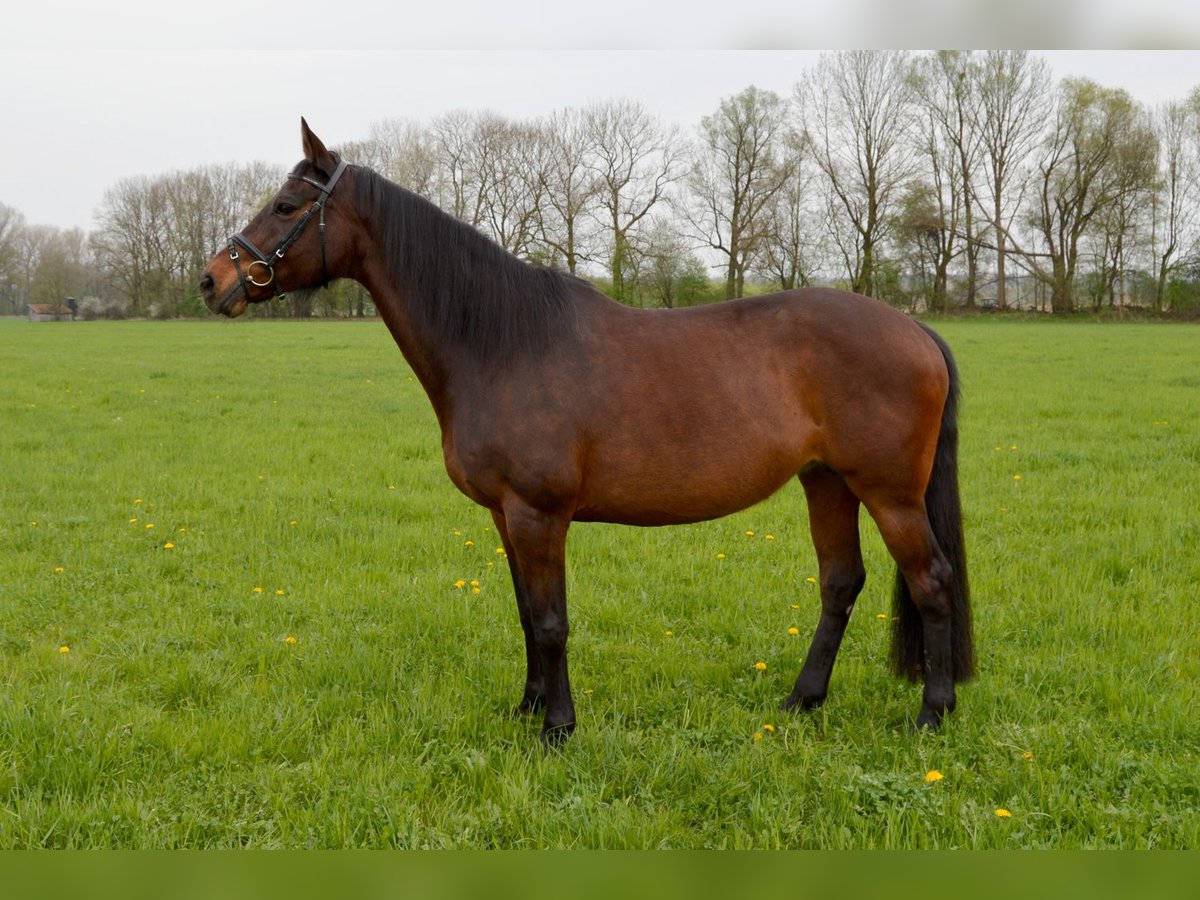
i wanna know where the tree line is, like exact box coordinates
[3,51,1199,319]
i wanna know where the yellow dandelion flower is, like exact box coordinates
[762,723,775,733]
[53,566,64,573]
[129,517,138,524]
[59,645,70,654]
[1010,445,1018,451]
[289,520,297,526]
[1013,474,1022,481]
[464,540,474,547]
[145,523,155,530]
[876,613,889,620]
[745,530,755,537]
[452,529,462,537]
[471,587,481,595]
[285,636,297,645]
[716,552,726,560]
[995,808,1012,818]
[453,579,466,589]
[1021,751,1034,761]
[790,604,801,610]
[787,627,799,635]
[754,660,767,671]
[179,527,188,533]
[495,547,506,555]
[388,485,396,490]
[664,629,674,637]
[805,576,817,584]
[163,543,175,550]
[275,589,285,596]
[765,534,775,541]
[30,521,38,527]
[753,731,764,742]
[252,586,264,594]
[583,688,594,696]
[134,499,142,505]
[924,770,944,783]
[470,580,480,587]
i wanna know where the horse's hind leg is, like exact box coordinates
[784,466,866,712]
[863,496,957,730]
[491,510,545,715]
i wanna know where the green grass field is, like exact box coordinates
[1,316,1198,848]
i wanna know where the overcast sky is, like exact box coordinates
[4,2,1200,231]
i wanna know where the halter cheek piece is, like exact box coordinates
[227,157,349,301]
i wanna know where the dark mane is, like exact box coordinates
[350,166,580,363]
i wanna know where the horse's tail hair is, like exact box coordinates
[891,325,975,684]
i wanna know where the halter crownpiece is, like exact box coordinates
[228,157,349,301]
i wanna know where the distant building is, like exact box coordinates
[27,304,75,322]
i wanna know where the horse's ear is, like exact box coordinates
[300,117,337,172]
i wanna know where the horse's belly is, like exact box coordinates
[573,442,805,526]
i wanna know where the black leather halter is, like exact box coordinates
[227,157,349,301]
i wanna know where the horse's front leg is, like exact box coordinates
[500,499,575,746]
[491,509,544,715]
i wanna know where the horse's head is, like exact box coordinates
[201,119,353,317]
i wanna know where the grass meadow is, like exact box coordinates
[1,315,1198,848]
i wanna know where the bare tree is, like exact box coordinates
[93,162,280,316]
[535,107,601,274]
[686,86,793,300]
[474,115,547,257]
[893,179,957,312]
[797,51,917,297]
[0,202,27,313]
[1150,99,1197,311]
[1020,79,1152,313]
[910,51,982,308]
[342,118,438,195]
[430,110,488,227]
[973,50,1051,309]
[756,143,824,292]
[1086,107,1157,309]
[584,99,684,303]
[428,111,546,256]
[14,224,58,312]
[641,220,710,308]
[30,227,91,307]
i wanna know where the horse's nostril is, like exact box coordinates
[199,272,215,299]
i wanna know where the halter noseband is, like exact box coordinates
[227,157,349,301]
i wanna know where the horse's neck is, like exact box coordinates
[352,249,459,414]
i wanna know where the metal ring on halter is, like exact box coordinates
[246,260,275,287]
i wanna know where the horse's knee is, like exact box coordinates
[531,615,569,654]
[820,565,866,616]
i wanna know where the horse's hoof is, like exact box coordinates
[539,721,576,748]
[781,691,825,712]
[911,710,943,732]
[513,694,546,717]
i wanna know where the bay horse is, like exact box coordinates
[200,120,973,745]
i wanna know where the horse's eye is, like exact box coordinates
[275,202,297,216]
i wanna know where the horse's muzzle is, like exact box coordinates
[200,271,248,318]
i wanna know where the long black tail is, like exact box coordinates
[891,325,974,683]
